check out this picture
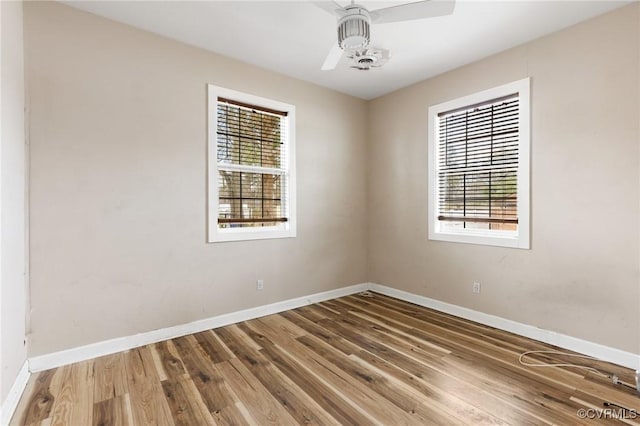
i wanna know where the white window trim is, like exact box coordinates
[427,78,530,249]
[207,85,296,243]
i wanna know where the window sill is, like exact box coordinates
[208,227,296,243]
[428,229,529,249]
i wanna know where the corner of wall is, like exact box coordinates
[0,0,29,408]
[363,98,373,283]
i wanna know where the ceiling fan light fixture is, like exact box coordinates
[346,47,390,71]
[337,5,370,50]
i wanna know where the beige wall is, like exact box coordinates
[368,4,640,354]
[0,0,28,402]
[24,2,368,356]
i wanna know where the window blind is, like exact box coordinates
[437,94,519,230]
[216,99,289,228]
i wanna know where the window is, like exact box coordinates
[428,78,530,249]
[208,85,296,242]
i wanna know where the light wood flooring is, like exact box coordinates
[12,292,640,425]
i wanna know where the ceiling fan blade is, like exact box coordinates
[311,1,346,17]
[370,0,455,24]
[321,43,344,71]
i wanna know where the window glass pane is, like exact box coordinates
[217,171,285,228]
[217,104,282,168]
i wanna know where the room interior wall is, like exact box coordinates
[22,0,640,361]
[24,1,368,356]
[0,0,28,403]
[368,3,640,354]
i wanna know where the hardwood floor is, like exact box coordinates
[11,292,640,425]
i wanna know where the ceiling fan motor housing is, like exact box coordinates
[338,5,371,50]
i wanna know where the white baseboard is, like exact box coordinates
[369,283,640,371]
[28,283,370,372]
[26,281,640,375]
[0,361,30,426]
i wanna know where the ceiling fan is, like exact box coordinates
[314,0,456,71]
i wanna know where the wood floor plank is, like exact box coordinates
[210,402,256,426]
[12,369,55,426]
[323,300,451,366]
[24,419,52,426]
[171,335,235,412]
[284,308,358,355]
[258,313,307,339]
[250,315,434,425]
[154,341,187,381]
[296,332,454,425]
[215,325,338,425]
[92,395,132,426]
[338,297,451,355]
[41,365,73,426]
[216,359,297,425]
[238,321,376,425]
[161,378,214,426]
[123,348,174,426]
[11,292,640,426]
[445,351,597,421]
[47,361,94,426]
[94,353,128,403]
[149,345,169,382]
[193,330,233,364]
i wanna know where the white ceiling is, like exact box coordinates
[63,0,631,100]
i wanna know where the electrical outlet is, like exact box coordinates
[256,279,264,290]
[473,282,481,294]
